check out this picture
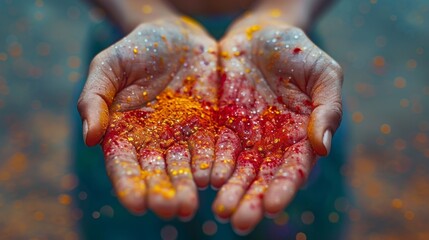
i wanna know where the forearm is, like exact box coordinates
[87,0,179,33]
[227,0,335,32]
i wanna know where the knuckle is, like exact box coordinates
[89,51,108,70]
[332,101,343,115]
[329,60,344,83]
[76,96,87,113]
[311,55,344,88]
[330,101,343,124]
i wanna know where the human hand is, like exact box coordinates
[77,18,218,219]
[211,22,343,233]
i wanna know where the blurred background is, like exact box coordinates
[0,0,428,239]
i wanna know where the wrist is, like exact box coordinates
[226,0,318,34]
[110,5,209,37]
[93,0,179,33]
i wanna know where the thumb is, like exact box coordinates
[77,53,118,146]
[308,61,343,156]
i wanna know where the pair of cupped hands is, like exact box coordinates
[78,16,342,233]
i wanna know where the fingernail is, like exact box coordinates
[83,120,88,144]
[323,130,332,155]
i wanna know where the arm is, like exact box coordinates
[86,0,178,33]
[228,0,335,32]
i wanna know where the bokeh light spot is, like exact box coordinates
[380,124,391,134]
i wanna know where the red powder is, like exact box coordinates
[298,169,305,179]
[102,90,216,156]
[217,104,256,147]
[237,149,263,171]
[293,47,302,54]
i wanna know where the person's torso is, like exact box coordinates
[167,0,258,15]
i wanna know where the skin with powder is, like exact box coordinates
[78,0,342,233]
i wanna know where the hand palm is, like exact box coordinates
[78,20,342,230]
[78,19,218,218]
[211,25,342,232]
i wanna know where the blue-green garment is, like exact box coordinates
[72,16,349,240]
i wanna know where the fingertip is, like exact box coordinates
[147,179,178,219]
[148,193,178,219]
[308,109,338,156]
[264,211,279,219]
[178,214,195,222]
[123,199,147,216]
[78,93,110,146]
[214,213,230,224]
[115,181,147,215]
[210,184,219,191]
[210,172,227,189]
[178,197,197,222]
[120,196,147,215]
[176,185,199,220]
[193,170,211,189]
[322,130,332,156]
[177,190,197,221]
[212,198,232,220]
[232,227,252,236]
[212,201,229,220]
[308,127,330,156]
[310,99,342,154]
[82,119,88,145]
[212,184,244,219]
[85,121,106,146]
[177,205,197,221]
[263,180,295,214]
[308,132,328,156]
[308,123,325,157]
[94,110,110,146]
[231,200,262,235]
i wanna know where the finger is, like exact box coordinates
[77,53,118,146]
[211,127,242,189]
[139,148,178,219]
[308,60,343,155]
[231,153,283,233]
[189,129,215,189]
[230,179,266,235]
[166,144,198,220]
[103,134,146,214]
[212,150,263,219]
[264,139,316,214]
